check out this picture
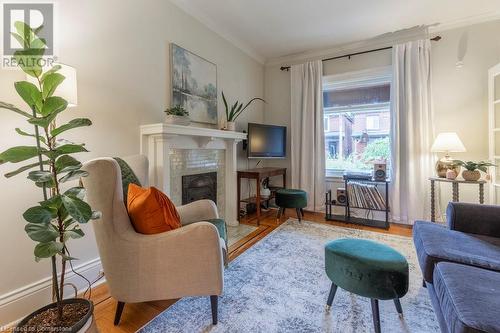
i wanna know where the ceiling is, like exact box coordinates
[170,0,500,63]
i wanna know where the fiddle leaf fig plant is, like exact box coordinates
[222,91,265,122]
[0,22,100,320]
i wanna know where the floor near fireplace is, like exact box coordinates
[227,224,258,247]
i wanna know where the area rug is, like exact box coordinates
[139,219,439,333]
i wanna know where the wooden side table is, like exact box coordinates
[429,177,486,222]
[237,167,286,225]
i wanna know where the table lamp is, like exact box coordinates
[431,132,466,177]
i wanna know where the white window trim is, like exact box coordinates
[323,65,392,92]
[324,116,330,131]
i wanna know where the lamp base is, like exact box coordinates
[435,156,460,178]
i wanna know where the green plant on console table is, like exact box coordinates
[0,21,100,321]
[452,160,495,172]
[222,91,265,122]
[164,105,189,116]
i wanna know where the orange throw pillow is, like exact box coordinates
[127,184,181,234]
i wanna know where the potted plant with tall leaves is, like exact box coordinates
[0,22,100,332]
[452,160,495,181]
[222,91,265,131]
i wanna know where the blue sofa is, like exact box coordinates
[413,202,500,333]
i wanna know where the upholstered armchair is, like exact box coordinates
[81,155,225,326]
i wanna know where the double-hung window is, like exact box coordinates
[323,67,392,177]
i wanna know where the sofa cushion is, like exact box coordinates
[127,184,181,234]
[434,262,500,333]
[413,221,500,282]
[206,218,227,243]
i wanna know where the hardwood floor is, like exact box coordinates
[89,209,412,332]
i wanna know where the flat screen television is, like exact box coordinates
[247,123,286,159]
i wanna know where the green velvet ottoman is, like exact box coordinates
[275,188,307,221]
[324,238,409,333]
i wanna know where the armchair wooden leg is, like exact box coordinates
[210,295,218,325]
[114,301,125,326]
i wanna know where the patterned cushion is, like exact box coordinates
[114,157,141,204]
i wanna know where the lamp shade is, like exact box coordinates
[27,63,78,107]
[431,132,466,153]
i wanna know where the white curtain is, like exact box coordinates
[390,39,436,224]
[290,60,325,211]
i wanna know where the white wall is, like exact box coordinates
[0,0,263,325]
[264,19,500,219]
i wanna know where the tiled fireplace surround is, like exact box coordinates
[140,123,247,226]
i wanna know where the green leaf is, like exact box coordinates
[25,223,59,242]
[40,65,62,82]
[42,73,65,99]
[0,146,41,164]
[55,155,81,173]
[40,96,67,117]
[13,49,44,78]
[61,195,92,224]
[59,169,88,183]
[30,38,46,50]
[64,187,85,200]
[23,206,56,224]
[40,194,62,210]
[14,81,42,112]
[34,241,63,260]
[44,144,88,160]
[0,101,32,118]
[222,91,229,120]
[4,161,49,178]
[64,228,84,241]
[27,170,53,182]
[10,32,26,49]
[14,21,33,44]
[51,118,92,137]
[15,128,46,144]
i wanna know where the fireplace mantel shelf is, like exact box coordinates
[140,123,247,141]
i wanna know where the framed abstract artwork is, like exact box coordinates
[171,43,218,125]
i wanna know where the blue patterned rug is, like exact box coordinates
[139,220,439,333]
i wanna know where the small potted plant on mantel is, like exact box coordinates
[222,91,265,131]
[164,105,190,126]
[0,22,100,332]
[453,160,496,181]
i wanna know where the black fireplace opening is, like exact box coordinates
[182,172,217,205]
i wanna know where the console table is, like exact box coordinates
[429,177,486,222]
[237,167,286,225]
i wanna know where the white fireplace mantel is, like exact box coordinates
[140,123,247,226]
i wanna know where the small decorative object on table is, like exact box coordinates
[222,91,265,131]
[164,105,190,125]
[452,160,495,181]
[446,169,458,180]
[431,132,466,177]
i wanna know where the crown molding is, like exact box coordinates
[429,10,500,33]
[168,0,266,64]
[266,26,428,67]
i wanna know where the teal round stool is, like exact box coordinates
[324,238,409,333]
[275,188,307,221]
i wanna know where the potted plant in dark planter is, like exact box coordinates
[164,105,190,125]
[452,160,495,181]
[222,91,265,131]
[0,22,100,332]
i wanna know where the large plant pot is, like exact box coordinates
[14,298,97,333]
[165,115,190,126]
[462,170,481,181]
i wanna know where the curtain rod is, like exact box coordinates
[279,36,441,71]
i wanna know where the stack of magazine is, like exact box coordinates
[347,182,386,210]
